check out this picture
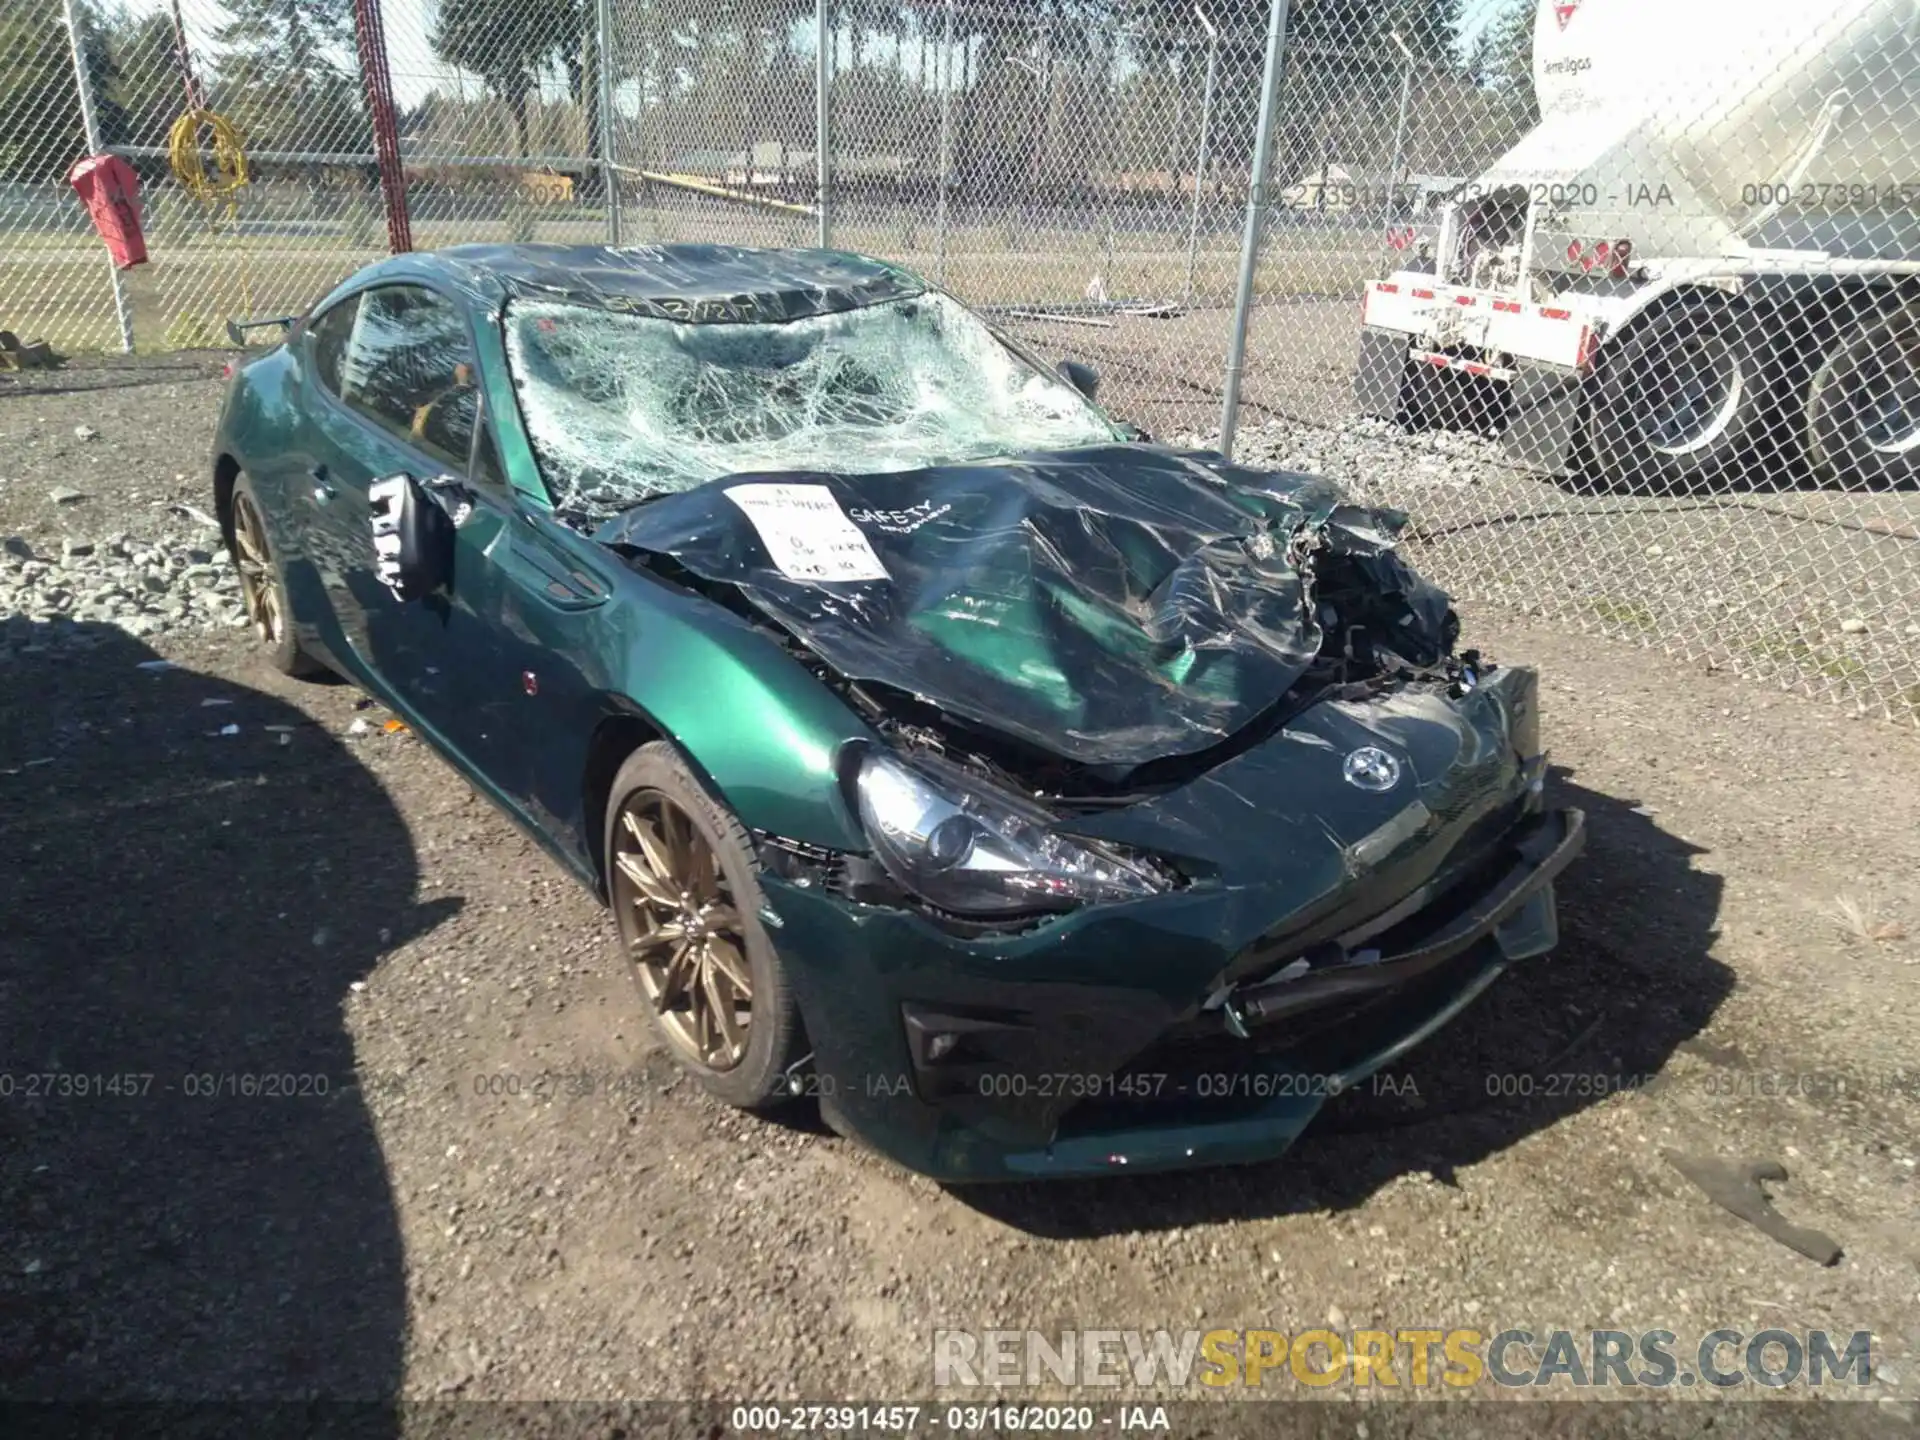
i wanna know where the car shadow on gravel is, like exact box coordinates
[955,768,1732,1237]
[0,620,452,1406]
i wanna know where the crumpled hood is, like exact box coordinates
[595,443,1454,768]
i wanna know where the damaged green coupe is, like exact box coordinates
[211,243,1582,1181]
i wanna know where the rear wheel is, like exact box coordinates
[602,743,803,1111]
[1806,301,1920,489]
[229,472,325,678]
[1587,299,1767,491]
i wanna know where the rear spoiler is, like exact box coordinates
[225,315,298,347]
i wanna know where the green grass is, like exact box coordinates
[0,253,373,353]
[1590,598,1659,632]
[1,214,1381,353]
[1742,633,1870,683]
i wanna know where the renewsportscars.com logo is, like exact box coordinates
[933,1328,1874,1391]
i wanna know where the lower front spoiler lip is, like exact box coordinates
[984,949,1520,1181]
[780,808,1583,1184]
[916,809,1584,1182]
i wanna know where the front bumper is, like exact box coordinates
[765,805,1584,1183]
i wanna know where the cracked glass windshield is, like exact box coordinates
[504,291,1121,516]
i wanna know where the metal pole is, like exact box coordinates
[167,0,206,110]
[935,0,954,282]
[1217,0,1291,461]
[1183,4,1219,308]
[597,0,620,244]
[816,0,832,248]
[1387,30,1413,210]
[352,0,412,253]
[60,0,133,353]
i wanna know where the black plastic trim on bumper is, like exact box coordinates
[1228,807,1585,1030]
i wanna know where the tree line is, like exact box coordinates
[3,0,1542,199]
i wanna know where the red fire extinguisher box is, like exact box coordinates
[67,154,148,269]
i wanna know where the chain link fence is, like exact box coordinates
[1253,0,1920,727]
[3,0,1916,720]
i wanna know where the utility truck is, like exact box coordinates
[1356,0,1920,488]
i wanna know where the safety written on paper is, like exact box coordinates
[725,483,890,584]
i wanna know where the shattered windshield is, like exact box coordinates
[504,291,1122,515]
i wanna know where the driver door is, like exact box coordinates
[304,283,480,703]
[304,283,613,818]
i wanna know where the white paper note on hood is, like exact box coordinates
[725,482,889,584]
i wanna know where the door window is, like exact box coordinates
[337,285,479,472]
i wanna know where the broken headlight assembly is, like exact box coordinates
[852,748,1173,917]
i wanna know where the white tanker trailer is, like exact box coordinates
[1356,0,1920,487]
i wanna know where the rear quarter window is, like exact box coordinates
[306,296,360,397]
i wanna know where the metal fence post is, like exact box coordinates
[597,0,620,245]
[60,0,133,353]
[1386,29,1414,206]
[935,0,954,283]
[1183,4,1219,309]
[816,0,833,248]
[351,0,412,253]
[1218,0,1291,461]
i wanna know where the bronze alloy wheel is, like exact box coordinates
[610,790,752,1071]
[231,490,284,648]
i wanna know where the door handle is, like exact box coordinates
[504,530,610,611]
[308,465,337,505]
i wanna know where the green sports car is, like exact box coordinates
[211,243,1582,1182]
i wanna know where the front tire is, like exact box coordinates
[229,472,326,678]
[602,743,803,1111]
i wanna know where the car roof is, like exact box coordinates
[360,242,927,325]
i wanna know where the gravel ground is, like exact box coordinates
[0,352,239,652]
[3,356,1919,1435]
[2,528,249,645]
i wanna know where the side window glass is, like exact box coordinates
[471,418,510,493]
[338,286,478,472]
[307,296,361,397]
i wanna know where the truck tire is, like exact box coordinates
[1805,301,1920,490]
[1400,352,1451,431]
[1587,300,1766,491]
[1743,306,1836,481]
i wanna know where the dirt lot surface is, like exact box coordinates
[2,358,1918,1435]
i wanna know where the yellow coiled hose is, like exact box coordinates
[166,108,249,221]
[166,107,255,323]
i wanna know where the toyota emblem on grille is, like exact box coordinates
[1343,746,1402,792]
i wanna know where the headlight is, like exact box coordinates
[852,749,1170,916]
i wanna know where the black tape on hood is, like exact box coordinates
[597,444,1454,767]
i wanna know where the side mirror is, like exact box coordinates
[1057,359,1101,402]
[369,472,456,601]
